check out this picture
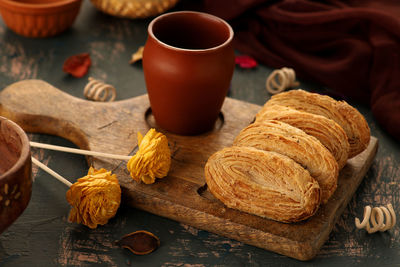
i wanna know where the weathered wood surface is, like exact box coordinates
[0,79,378,260]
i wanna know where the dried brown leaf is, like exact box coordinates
[129,46,144,64]
[116,230,160,255]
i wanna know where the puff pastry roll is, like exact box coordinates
[256,104,349,170]
[265,89,370,158]
[204,146,321,223]
[233,120,338,203]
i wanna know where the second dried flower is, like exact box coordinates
[127,128,171,184]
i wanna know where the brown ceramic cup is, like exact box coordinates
[0,117,32,234]
[143,11,235,135]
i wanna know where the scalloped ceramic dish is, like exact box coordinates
[90,0,178,19]
[0,0,83,38]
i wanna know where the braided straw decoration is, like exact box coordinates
[355,204,396,233]
[84,77,116,102]
[90,0,179,19]
[266,67,300,95]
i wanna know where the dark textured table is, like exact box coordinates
[0,1,399,266]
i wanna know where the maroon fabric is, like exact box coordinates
[187,0,400,141]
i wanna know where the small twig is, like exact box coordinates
[31,157,72,187]
[30,141,131,161]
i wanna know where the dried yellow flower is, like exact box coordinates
[66,167,121,229]
[127,128,171,184]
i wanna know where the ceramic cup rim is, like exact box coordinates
[0,117,31,181]
[148,10,234,53]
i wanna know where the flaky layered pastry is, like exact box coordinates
[233,120,338,203]
[256,104,349,170]
[265,89,370,158]
[204,146,321,223]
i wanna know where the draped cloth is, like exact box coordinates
[187,0,400,141]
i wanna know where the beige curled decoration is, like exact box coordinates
[355,204,396,233]
[83,77,116,102]
[266,67,300,95]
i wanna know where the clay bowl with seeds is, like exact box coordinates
[0,116,32,234]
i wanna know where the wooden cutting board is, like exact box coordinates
[0,80,378,261]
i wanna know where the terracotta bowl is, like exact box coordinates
[0,0,83,38]
[0,117,32,234]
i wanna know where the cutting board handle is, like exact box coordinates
[0,80,92,148]
[0,79,150,154]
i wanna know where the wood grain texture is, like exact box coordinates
[0,79,378,260]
